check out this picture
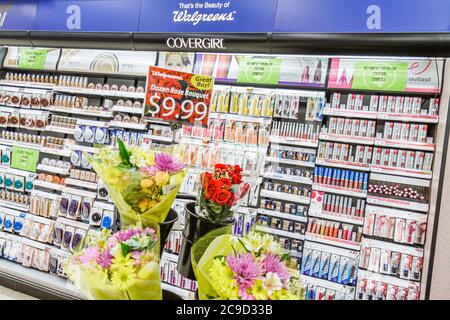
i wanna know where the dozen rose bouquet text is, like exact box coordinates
[197,164,250,223]
[66,227,163,300]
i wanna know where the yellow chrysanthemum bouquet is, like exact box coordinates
[66,227,163,299]
[191,228,304,300]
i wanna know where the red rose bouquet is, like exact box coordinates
[197,164,250,223]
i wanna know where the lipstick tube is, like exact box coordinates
[347,198,353,216]
[379,96,388,112]
[333,223,340,238]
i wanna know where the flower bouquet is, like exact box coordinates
[88,139,186,229]
[197,164,250,223]
[66,227,163,300]
[177,163,252,279]
[191,229,303,300]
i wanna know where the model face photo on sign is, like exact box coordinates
[159,52,195,73]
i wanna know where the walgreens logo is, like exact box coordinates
[172,10,235,26]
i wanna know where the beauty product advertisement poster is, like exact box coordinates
[57,49,157,76]
[143,66,214,126]
[157,52,196,73]
[3,47,60,71]
[328,58,444,93]
[193,54,328,87]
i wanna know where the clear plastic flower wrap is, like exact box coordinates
[87,140,187,228]
[65,227,163,300]
[196,164,256,224]
[191,227,305,300]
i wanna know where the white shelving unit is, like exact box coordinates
[0,259,84,300]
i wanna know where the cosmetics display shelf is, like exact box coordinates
[377,113,439,123]
[180,136,267,152]
[36,164,70,176]
[259,189,311,205]
[69,144,100,154]
[371,172,431,189]
[161,282,195,300]
[0,139,43,150]
[0,165,34,178]
[53,86,145,100]
[362,238,424,258]
[269,136,318,148]
[0,200,29,212]
[0,259,84,300]
[44,125,75,135]
[2,127,42,134]
[0,56,441,301]
[373,139,435,152]
[0,106,49,116]
[366,195,429,213]
[40,147,72,157]
[62,186,98,199]
[64,178,98,190]
[208,112,272,125]
[301,274,356,295]
[322,108,378,119]
[312,183,367,198]
[0,80,56,90]
[108,121,147,131]
[33,180,65,191]
[284,249,302,259]
[162,251,179,263]
[319,133,375,146]
[304,233,361,251]
[256,209,308,223]
[315,159,371,172]
[265,156,315,168]
[370,165,432,180]
[262,172,313,185]
[308,211,364,226]
[111,105,144,115]
[357,269,420,292]
[145,134,173,143]
[255,225,305,241]
[0,72,165,298]
[44,106,114,118]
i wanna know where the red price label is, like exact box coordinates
[143,66,213,126]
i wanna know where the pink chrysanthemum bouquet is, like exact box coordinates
[192,229,303,300]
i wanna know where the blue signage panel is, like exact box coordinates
[33,0,141,32]
[0,0,37,30]
[2,0,450,33]
[139,0,278,32]
[274,0,450,32]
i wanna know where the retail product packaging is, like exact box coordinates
[328,254,340,283]
[319,252,330,279]
[89,207,103,227]
[1,147,12,166]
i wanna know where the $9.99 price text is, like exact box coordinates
[143,66,213,126]
[146,93,208,122]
